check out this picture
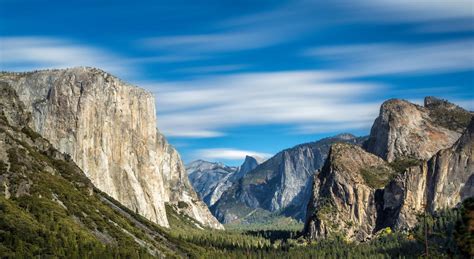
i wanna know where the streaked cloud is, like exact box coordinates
[174,64,247,74]
[194,148,272,161]
[356,0,474,22]
[145,71,383,138]
[141,31,279,53]
[306,39,474,78]
[0,37,130,76]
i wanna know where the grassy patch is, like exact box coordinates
[360,165,395,189]
[389,157,422,173]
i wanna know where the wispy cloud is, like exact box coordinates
[174,64,247,74]
[306,39,474,78]
[355,0,474,22]
[141,31,279,53]
[194,148,272,161]
[145,71,383,138]
[0,37,130,76]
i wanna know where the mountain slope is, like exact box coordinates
[0,68,222,229]
[211,134,367,223]
[0,82,187,257]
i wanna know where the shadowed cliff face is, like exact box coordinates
[0,68,222,229]
[305,98,473,242]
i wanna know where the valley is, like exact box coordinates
[0,68,472,258]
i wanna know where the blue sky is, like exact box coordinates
[1,0,473,165]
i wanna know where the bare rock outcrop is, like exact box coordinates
[0,68,222,229]
[365,97,471,162]
[304,143,394,241]
[157,132,224,229]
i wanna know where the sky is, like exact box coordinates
[1,0,473,165]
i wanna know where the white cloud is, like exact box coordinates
[195,148,273,161]
[0,37,131,76]
[145,71,383,138]
[356,0,474,22]
[306,39,474,78]
[174,64,247,74]
[141,30,282,53]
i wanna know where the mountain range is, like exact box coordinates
[187,134,367,224]
[187,96,473,238]
[1,67,472,256]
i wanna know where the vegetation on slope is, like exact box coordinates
[425,97,473,133]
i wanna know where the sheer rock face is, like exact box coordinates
[186,160,237,207]
[187,158,257,207]
[366,98,470,162]
[212,134,366,223]
[158,134,224,229]
[304,143,393,241]
[0,68,222,229]
[230,155,265,182]
[382,119,474,230]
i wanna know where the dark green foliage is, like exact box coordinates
[412,208,462,256]
[389,157,422,173]
[455,197,474,256]
[165,201,470,258]
[20,126,42,141]
[360,165,395,189]
[177,201,189,209]
[427,98,473,132]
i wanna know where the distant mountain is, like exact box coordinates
[210,134,367,224]
[187,155,264,207]
[187,160,238,206]
[304,97,473,242]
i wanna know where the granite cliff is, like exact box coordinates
[0,68,222,229]
[382,118,474,230]
[304,97,473,241]
[186,156,263,207]
[304,143,394,241]
[0,82,189,257]
[366,97,470,162]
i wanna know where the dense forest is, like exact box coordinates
[163,198,474,258]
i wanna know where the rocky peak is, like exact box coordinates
[230,155,264,182]
[365,97,469,162]
[333,133,357,140]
